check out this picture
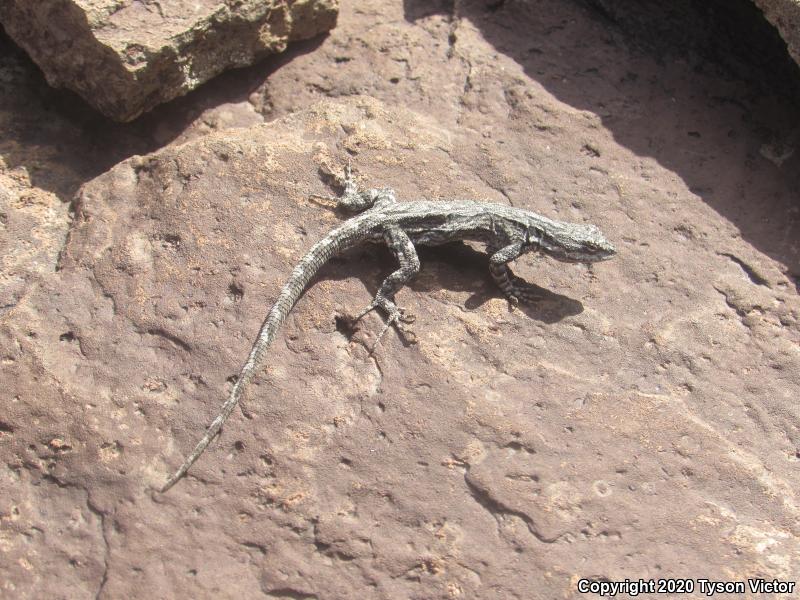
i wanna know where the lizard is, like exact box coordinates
[160,166,615,492]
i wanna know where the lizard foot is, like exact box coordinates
[370,308,417,352]
[352,296,415,351]
[506,294,520,312]
[502,277,544,309]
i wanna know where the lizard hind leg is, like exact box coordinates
[353,226,420,350]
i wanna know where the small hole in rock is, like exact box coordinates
[334,315,355,339]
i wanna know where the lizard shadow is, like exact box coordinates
[322,241,584,328]
[403,0,800,291]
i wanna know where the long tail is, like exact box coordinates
[161,222,361,492]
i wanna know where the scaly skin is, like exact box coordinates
[161,170,615,491]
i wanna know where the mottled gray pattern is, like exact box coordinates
[161,170,615,491]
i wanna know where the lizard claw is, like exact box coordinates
[507,295,520,312]
[370,311,400,352]
[369,307,416,352]
[509,279,544,306]
[502,276,543,310]
[352,297,415,352]
[352,302,378,324]
[398,309,415,324]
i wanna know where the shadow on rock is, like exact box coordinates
[0,28,327,202]
[402,0,800,284]
[320,241,584,328]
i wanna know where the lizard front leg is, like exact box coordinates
[353,225,420,348]
[313,163,397,212]
[489,240,541,306]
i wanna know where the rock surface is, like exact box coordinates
[0,38,72,314]
[1,0,799,598]
[0,163,67,313]
[4,96,800,598]
[755,0,800,68]
[582,0,800,100]
[0,0,339,121]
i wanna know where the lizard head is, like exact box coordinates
[528,221,616,263]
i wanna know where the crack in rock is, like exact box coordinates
[464,473,561,544]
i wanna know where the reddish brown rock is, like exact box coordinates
[2,96,799,598]
[1,0,799,598]
[0,0,338,121]
[580,0,800,100]
[0,166,67,311]
[755,0,800,68]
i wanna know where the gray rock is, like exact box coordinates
[0,0,338,121]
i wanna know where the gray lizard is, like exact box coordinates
[161,167,615,491]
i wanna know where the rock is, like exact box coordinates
[581,0,800,100]
[0,0,339,121]
[2,0,800,597]
[0,163,69,313]
[2,96,799,598]
[754,0,800,68]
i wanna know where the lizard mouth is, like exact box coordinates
[538,240,615,263]
[557,251,615,263]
